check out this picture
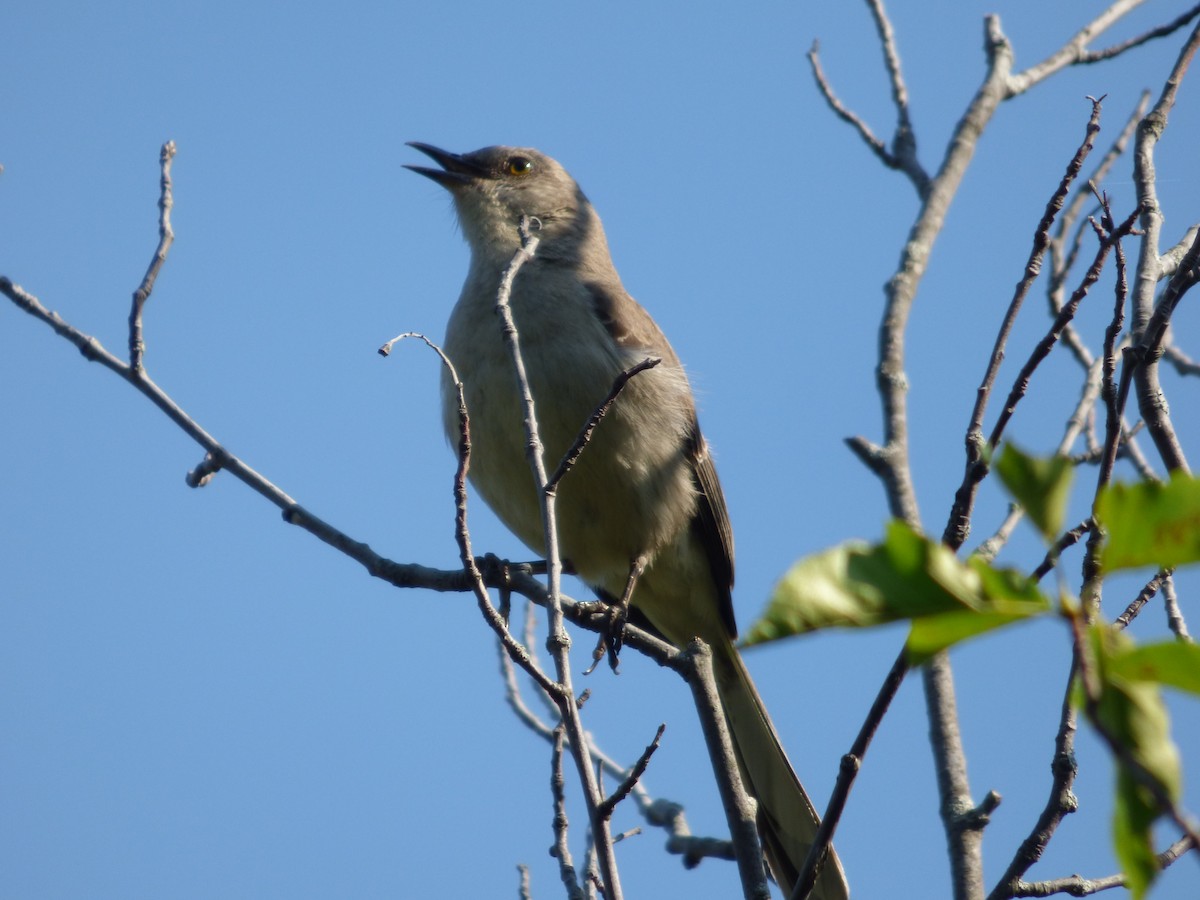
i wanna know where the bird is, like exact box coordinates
[406,142,849,899]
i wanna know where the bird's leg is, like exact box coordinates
[476,554,539,626]
[584,556,647,675]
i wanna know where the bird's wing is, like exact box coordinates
[585,279,738,636]
[686,425,737,636]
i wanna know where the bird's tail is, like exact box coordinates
[711,638,849,900]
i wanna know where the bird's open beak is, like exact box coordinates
[404,142,486,188]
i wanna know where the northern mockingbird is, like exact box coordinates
[407,142,848,900]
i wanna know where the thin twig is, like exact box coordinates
[1060,358,1104,468]
[1134,223,1200,472]
[547,357,661,492]
[1006,1,1197,98]
[596,724,666,822]
[870,15,1014,526]
[865,0,929,196]
[496,599,738,870]
[829,16,1020,899]
[1079,4,1200,64]
[1093,189,1135,496]
[1010,835,1194,896]
[791,649,909,900]
[973,504,1023,563]
[807,42,893,170]
[128,140,176,373]
[399,331,566,703]
[551,726,585,900]
[1163,343,1200,376]
[988,208,1140,451]
[1049,93,1149,375]
[491,216,625,899]
[5,276,521,598]
[1032,519,1093,582]
[987,657,1081,900]
[1127,19,1200,474]
[943,99,1104,551]
[1113,569,1169,629]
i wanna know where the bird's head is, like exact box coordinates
[406,143,601,264]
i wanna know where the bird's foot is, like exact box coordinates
[582,601,629,676]
[475,554,543,625]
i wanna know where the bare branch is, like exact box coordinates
[491,217,625,900]
[1049,94,1149,377]
[942,99,1104,550]
[421,336,571,704]
[1163,576,1192,640]
[128,140,176,373]
[1006,1,1198,97]
[648,799,737,867]
[1056,94,1148,265]
[1132,225,1200,473]
[807,42,895,170]
[497,599,742,874]
[987,659,1081,900]
[1160,224,1200,277]
[1009,835,1194,896]
[973,504,1023,563]
[992,207,1138,454]
[864,15,1015,527]
[865,0,912,142]
[1126,20,1200,475]
[925,650,988,900]
[1032,519,1093,582]
[1079,4,1200,64]
[1131,19,1200,332]
[550,727,586,900]
[547,357,661,492]
[791,649,909,900]
[596,724,666,822]
[809,0,933,195]
[1114,568,1169,629]
[1094,199,1136,493]
[821,17,1019,897]
[1163,344,1200,376]
[865,0,929,195]
[9,261,395,586]
[679,640,771,900]
[496,599,562,742]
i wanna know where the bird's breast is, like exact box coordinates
[441,273,698,589]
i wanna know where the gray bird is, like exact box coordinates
[406,142,848,900]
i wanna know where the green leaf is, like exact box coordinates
[994,443,1073,541]
[1081,627,1183,803]
[1096,473,1200,572]
[742,539,883,644]
[906,607,1040,665]
[1108,641,1200,696]
[745,521,1050,657]
[904,564,1048,663]
[1077,626,1183,898]
[1113,768,1159,900]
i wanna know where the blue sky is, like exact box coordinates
[3,2,1199,898]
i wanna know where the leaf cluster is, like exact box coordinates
[748,445,1200,896]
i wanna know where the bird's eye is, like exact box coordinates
[506,156,533,176]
